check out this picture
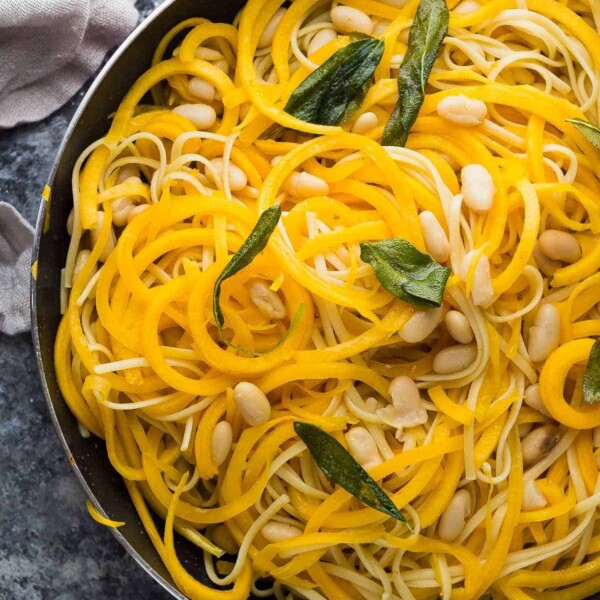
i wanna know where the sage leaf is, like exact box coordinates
[566,118,600,149]
[360,239,450,307]
[381,0,448,147]
[213,205,304,355]
[583,338,600,404]
[284,37,384,126]
[294,422,409,526]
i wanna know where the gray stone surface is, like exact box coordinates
[0,1,172,598]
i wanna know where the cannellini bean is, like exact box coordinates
[438,489,471,542]
[538,229,581,263]
[89,211,116,262]
[437,94,487,126]
[73,250,97,282]
[351,112,378,135]
[522,479,547,511]
[206,158,248,192]
[117,164,140,184]
[286,172,329,198]
[258,8,286,48]
[126,204,150,224]
[454,0,481,13]
[372,20,391,36]
[261,521,303,543]
[172,103,217,130]
[524,384,547,415]
[250,281,286,319]
[419,211,449,263]
[271,155,283,166]
[445,310,474,344]
[330,6,373,35]
[67,208,74,236]
[519,423,533,439]
[308,28,337,56]
[380,376,427,427]
[461,164,496,212]
[212,524,238,554]
[400,307,443,343]
[521,424,559,466]
[194,47,223,61]
[459,250,494,307]
[211,421,233,467]
[214,59,229,74]
[188,77,216,102]
[527,304,560,362]
[111,176,141,227]
[233,382,271,426]
[532,241,561,276]
[345,427,381,469]
[433,343,478,374]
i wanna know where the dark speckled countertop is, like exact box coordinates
[0,2,172,598]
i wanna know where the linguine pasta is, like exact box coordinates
[54,0,600,597]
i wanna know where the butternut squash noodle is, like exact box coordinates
[54,0,600,597]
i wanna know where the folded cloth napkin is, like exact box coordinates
[0,0,138,128]
[0,203,34,335]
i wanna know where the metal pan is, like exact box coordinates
[30,1,245,597]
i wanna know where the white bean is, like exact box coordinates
[233,382,271,426]
[445,310,473,344]
[400,307,443,343]
[438,489,471,542]
[524,384,547,415]
[89,211,116,262]
[419,211,449,263]
[522,479,547,511]
[261,521,303,543]
[211,421,233,467]
[527,304,560,362]
[459,250,494,307]
[206,157,248,191]
[538,229,581,263]
[437,94,487,126]
[214,59,229,74]
[454,0,481,13]
[286,172,329,198]
[382,376,427,427]
[250,281,286,319]
[330,6,373,35]
[351,112,378,135]
[117,164,140,184]
[126,204,150,224]
[308,29,337,56]
[258,8,287,48]
[433,343,478,374]
[73,250,97,282]
[188,77,216,102]
[521,424,559,466]
[461,164,496,212]
[111,176,141,227]
[194,47,223,61]
[173,103,217,130]
[345,427,381,469]
[532,241,561,276]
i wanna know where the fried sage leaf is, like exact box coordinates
[566,118,600,149]
[294,422,409,526]
[583,338,600,404]
[360,239,450,307]
[213,205,304,354]
[382,0,448,146]
[284,37,384,126]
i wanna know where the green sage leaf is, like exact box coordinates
[566,118,600,149]
[284,37,384,126]
[583,339,600,404]
[381,0,449,147]
[360,239,450,307]
[213,205,304,355]
[294,422,409,526]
